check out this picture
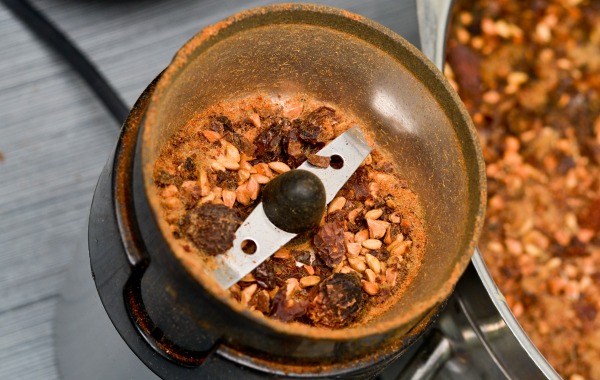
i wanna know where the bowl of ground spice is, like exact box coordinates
[134,3,486,369]
[446,0,600,378]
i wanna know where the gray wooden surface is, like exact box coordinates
[0,1,419,378]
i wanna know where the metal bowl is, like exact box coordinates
[136,3,485,369]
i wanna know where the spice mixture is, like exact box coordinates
[153,95,426,329]
[446,1,600,378]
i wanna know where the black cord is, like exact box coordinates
[2,0,130,125]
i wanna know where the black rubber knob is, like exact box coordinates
[262,169,326,233]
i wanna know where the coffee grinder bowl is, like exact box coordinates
[91,4,486,377]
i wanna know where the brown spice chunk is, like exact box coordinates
[208,115,233,134]
[284,127,305,166]
[182,203,242,255]
[306,273,364,328]
[314,220,346,268]
[299,106,336,144]
[306,153,331,168]
[343,166,370,202]
[224,131,256,157]
[254,117,285,162]
[253,260,277,290]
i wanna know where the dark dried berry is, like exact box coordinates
[176,157,197,180]
[326,210,347,224]
[314,220,346,268]
[183,157,196,172]
[183,204,242,255]
[372,248,390,261]
[299,107,336,144]
[224,131,256,156]
[253,260,277,289]
[209,115,233,134]
[344,166,370,201]
[254,119,284,162]
[292,250,313,265]
[306,273,363,328]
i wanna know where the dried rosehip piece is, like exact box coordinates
[252,260,277,289]
[183,203,242,255]
[299,106,337,144]
[254,117,285,162]
[314,220,347,268]
[307,273,364,328]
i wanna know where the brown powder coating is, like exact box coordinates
[447,1,600,378]
[154,94,426,329]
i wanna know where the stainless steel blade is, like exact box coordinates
[211,125,372,289]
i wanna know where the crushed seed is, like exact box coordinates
[362,239,383,251]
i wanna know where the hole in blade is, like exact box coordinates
[241,239,257,255]
[330,154,344,169]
